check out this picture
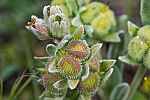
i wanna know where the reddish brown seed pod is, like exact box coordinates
[68,40,90,60]
[58,55,82,79]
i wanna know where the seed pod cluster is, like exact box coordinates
[126,23,150,69]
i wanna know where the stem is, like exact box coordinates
[127,66,146,100]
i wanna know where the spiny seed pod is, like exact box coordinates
[68,40,90,60]
[138,25,150,42]
[41,72,60,87]
[58,55,82,79]
[26,15,50,40]
[88,57,100,73]
[143,49,150,69]
[41,72,66,96]
[128,36,148,61]
[43,5,70,38]
[77,73,99,94]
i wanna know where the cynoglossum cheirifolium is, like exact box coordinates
[26,3,116,100]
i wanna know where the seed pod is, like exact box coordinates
[88,57,100,73]
[144,49,150,69]
[41,72,60,87]
[26,15,50,40]
[58,55,82,79]
[77,73,99,94]
[128,36,148,61]
[41,72,66,96]
[68,40,90,60]
[138,25,150,42]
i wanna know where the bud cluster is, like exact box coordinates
[26,5,69,40]
[125,22,150,69]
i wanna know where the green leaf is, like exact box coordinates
[35,68,47,72]
[72,15,82,26]
[46,44,56,56]
[127,21,139,37]
[90,43,102,60]
[100,59,116,72]
[80,95,91,100]
[118,55,141,66]
[34,57,50,65]
[48,62,59,73]
[53,79,67,89]
[81,63,89,80]
[72,25,84,39]
[132,91,147,100]
[84,25,94,37]
[102,31,123,42]
[65,0,78,16]
[55,40,68,56]
[100,68,114,86]
[140,0,150,25]
[109,83,130,100]
[67,79,79,89]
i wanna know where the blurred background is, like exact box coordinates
[0,0,149,100]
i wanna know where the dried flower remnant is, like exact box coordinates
[26,15,49,40]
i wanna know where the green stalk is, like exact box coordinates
[127,66,147,100]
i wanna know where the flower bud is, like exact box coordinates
[138,25,150,42]
[43,5,70,38]
[81,2,104,24]
[58,55,82,79]
[91,10,116,35]
[68,40,90,60]
[77,73,99,94]
[26,15,50,40]
[128,36,148,61]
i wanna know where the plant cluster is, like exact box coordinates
[25,0,150,100]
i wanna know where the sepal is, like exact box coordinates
[90,43,102,60]
[100,59,116,72]
[118,55,142,66]
[127,21,139,37]
[34,57,50,65]
[67,79,79,89]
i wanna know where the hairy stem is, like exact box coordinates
[127,66,146,100]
